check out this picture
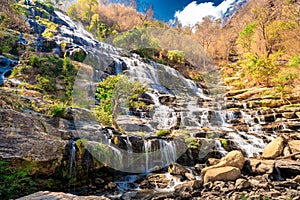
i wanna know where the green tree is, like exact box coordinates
[95,75,147,130]
[237,22,256,52]
[239,52,281,87]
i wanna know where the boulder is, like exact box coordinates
[203,166,241,184]
[262,136,285,159]
[288,140,300,159]
[201,150,245,177]
[223,150,245,170]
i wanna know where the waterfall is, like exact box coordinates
[68,139,77,192]
[143,139,178,172]
[214,140,228,156]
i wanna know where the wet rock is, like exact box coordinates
[273,180,299,189]
[159,94,176,106]
[194,163,205,173]
[139,174,178,190]
[203,166,241,184]
[18,191,109,200]
[262,136,285,159]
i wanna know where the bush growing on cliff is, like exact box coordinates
[167,50,185,64]
[95,75,147,129]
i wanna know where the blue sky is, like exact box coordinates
[139,0,236,26]
[140,0,223,21]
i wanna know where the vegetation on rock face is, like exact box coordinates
[0,161,35,200]
[156,129,170,137]
[95,75,147,129]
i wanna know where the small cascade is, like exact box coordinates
[143,139,178,172]
[115,174,142,191]
[155,172,182,192]
[214,140,228,156]
[227,132,265,157]
[68,139,77,193]
[146,92,178,130]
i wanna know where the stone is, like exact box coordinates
[294,175,300,183]
[235,178,250,190]
[18,191,109,200]
[203,166,241,184]
[168,162,189,176]
[288,140,300,159]
[275,160,300,176]
[262,136,285,159]
[247,159,275,174]
[185,172,196,180]
[208,158,221,165]
[283,146,291,157]
[201,151,245,177]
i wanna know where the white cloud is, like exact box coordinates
[174,0,236,27]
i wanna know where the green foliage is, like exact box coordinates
[38,18,58,38]
[0,161,35,200]
[274,71,298,100]
[156,129,170,137]
[287,55,300,68]
[220,139,229,150]
[35,0,55,14]
[238,22,256,52]
[95,75,147,128]
[36,74,57,92]
[167,50,185,64]
[185,137,199,149]
[48,102,67,117]
[239,52,281,86]
[113,27,160,58]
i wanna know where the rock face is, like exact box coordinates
[17,191,109,200]
[262,136,285,159]
[203,166,241,184]
[0,109,66,173]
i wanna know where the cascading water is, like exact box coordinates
[68,139,77,193]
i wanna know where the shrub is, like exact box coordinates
[167,50,185,64]
[48,103,67,117]
[156,129,170,137]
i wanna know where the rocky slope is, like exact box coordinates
[0,1,300,200]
